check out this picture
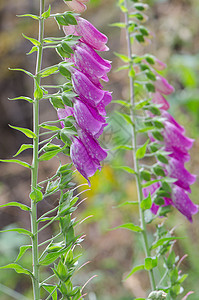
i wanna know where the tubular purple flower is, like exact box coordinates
[65,0,89,13]
[57,106,74,128]
[153,58,167,71]
[172,185,198,222]
[166,157,196,193]
[78,130,107,164]
[70,137,100,185]
[73,45,110,86]
[155,75,175,95]
[71,68,111,112]
[75,17,109,51]
[163,121,194,154]
[73,99,107,138]
[152,92,170,110]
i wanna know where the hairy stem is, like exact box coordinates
[31,0,45,299]
[124,0,156,291]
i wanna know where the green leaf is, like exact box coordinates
[40,66,58,78]
[113,166,136,174]
[0,159,31,169]
[29,187,43,203]
[63,12,77,25]
[117,201,138,208]
[0,228,32,237]
[141,193,152,210]
[14,144,33,157]
[151,237,183,250]
[34,81,44,99]
[124,264,145,280]
[112,100,131,108]
[9,68,34,78]
[146,82,155,93]
[50,96,65,109]
[110,22,126,28]
[40,124,60,131]
[22,34,40,46]
[144,257,158,270]
[136,139,149,159]
[142,179,160,188]
[8,96,33,103]
[111,145,133,151]
[15,245,32,262]
[39,149,61,161]
[27,45,38,55]
[0,202,30,211]
[39,247,70,266]
[55,15,69,26]
[17,14,39,20]
[167,251,175,269]
[134,99,149,110]
[43,284,57,300]
[140,170,151,181]
[113,223,142,232]
[42,5,51,19]
[9,125,36,139]
[114,52,130,63]
[116,111,134,126]
[0,263,32,276]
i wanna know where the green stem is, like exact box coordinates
[30,0,45,299]
[124,0,156,291]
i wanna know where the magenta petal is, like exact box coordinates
[153,58,167,71]
[155,75,175,95]
[70,137,99,183]
[172,185,198,222]
[166,146,190,163]
[163,121,194,153]
[57,106,74,128]
[63,25,77,36]
[76,17,109,51]
[74,99,107,137]
[66,0,87,13]
[79,130,107,164]
[152,92,170,110]
[79,42,112,71]
[73,45,110,85]
[142,182,160,198]
[167,157,196,193]
[96,91,112,116]
[71,68,105,106]
[162,111,185,133]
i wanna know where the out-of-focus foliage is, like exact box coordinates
[0,0,199,299]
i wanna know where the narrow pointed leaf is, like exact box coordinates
[114,52,130,63]
[151,237,184,250]
[39,149,61,161]
[8,96,33,103]
[116,111,134,126]
[17,14,39,20]
[110,22,126,28]
[0,159,31,169]
[136,139,149,159]
[124,264,145,280]
[8,68,34,78]
[22,34,40,46]
[0,263,32,276]
[42,5,51,19]
[113,223,142,232]
[112,100,131,108]
[27,45,38,55]
[14,144,33,157]
[40,124,60,131]
[15,245,32,262]
[40,66,59,78]
[141,193,152,210]
[113,166,136,174]
[9,125,36,139]
[0,228,32,237]
[0,202,30,211]
[117,201,139,207]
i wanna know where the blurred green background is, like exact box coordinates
[0,0,199,299]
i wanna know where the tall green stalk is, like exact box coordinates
[124,0,156,291]
[31,0,45,299]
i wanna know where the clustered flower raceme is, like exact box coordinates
[143,62,198,222]
[58,16,112,184]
